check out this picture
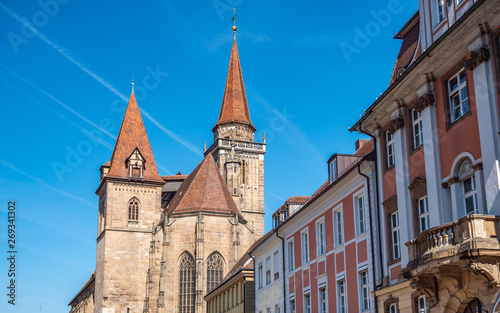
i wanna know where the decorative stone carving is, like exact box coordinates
[464,47,490,71]
[465,261,499,288]
[458,158,474,180]
[409,276,438,305]
[388,117,405,134]
[414,93,435,112]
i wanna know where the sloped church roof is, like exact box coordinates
[165,154,245,220]
[214,41,255,131]
[106,92,163,183]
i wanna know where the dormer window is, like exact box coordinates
[126,148,145,178]
[329,158,338,183]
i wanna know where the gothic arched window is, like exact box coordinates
[179,253,195,313]
[128,198,140,221]
[206,252,224,293]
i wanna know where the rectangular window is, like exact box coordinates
[274,250,280,280]
[290,299,296,313]
[288,241,294,272]
[266,256,271,285]
[330,159,338,183]
[275,304,280,313]
[436,0,445,24]
[386,132,395,168]
[412,110,423,149]
[258,262,263,289]
[356,195,366,234]
[418,295,428,313]
[317,220,326,256]
[359,271,370,311]
[391,212,400,260]
[267,308,271,313]
[319,286,327,313]
[302,231,309,264]
[337,280,346,313]
[448,69,469,123]
[304,292,311,313]
[418,196,430,232]
[335,209,343,246]
[463,175,478,214]
[389,303,398,313]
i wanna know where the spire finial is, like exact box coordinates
[231,8,237,41]
[131,75,135,93]
[204,141,207,152]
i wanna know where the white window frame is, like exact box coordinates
[275,304,280,313]
[337,279,347,313]
[418,295,428,313]
[289,297,296,313]
[355,193,366,235]
[463,174,478,215]
[447,69,469,123]
[319,284,328,313]
[301,229,309,264]
[316,219,326,256]
[304,291,311,313]
[287,240,294,272]
[436,0,445,25]
[359,270,370,312]
[391,212,400,260]
[412,109,423,149]
[389,303,398,313]
[334,206,343,247]
[386,132,395,168]
[273,250,280,280]
[330,158,338,183]
[265,256,271,285]
[258,262,263,289]
[418,196,430,232]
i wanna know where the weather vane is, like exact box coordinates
[131,75,135,93]
[231,8,237,41]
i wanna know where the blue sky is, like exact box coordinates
[0,0,418,312]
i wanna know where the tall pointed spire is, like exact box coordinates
[213,38,255,131]
[106,92,163,182]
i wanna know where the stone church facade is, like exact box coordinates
[69,36,265,313]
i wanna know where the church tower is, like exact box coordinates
[205,28,266,239]
[95,91,164,313]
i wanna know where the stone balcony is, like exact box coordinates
[205,138,266,156]
[402,215,500,307]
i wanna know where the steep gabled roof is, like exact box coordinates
[106,92,163,183]
[213,41,255,131]
[165,154,243,219]
[389,12,420,85]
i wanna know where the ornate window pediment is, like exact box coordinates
[126,148,146,178]
[458,158,474,181]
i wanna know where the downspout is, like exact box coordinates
[358,163,379,313]
[275,231,287,313]
[356,120,384,309]
[247,252,256,313]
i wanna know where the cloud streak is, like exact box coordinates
[0,3,201,155]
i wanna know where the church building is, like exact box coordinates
[69,27,266,313]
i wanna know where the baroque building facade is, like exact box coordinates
[69,32,265,313]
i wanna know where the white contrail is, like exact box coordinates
[268,192,286,202]
[0,159,95,208]
[0,3,201,155]
[0,63,117,140]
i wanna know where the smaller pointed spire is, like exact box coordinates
[204,141,207,152]
[263,131,266,143]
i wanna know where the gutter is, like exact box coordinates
[350,0,486,131]
[356,120,384,294]
[357,163,379,313]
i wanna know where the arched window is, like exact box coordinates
[179,253,195,313]
[206,252,224,293]
[458,158,478,215]
[463,298,488,313]
[128,198,139,221]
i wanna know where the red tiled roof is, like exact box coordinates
[165,154,243,219]
[214,41,255,131]
[287,196,310,203]
[107,93,163,183]
[389,16,420,86]
[354,139,374,156]
[161,174,188,181]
